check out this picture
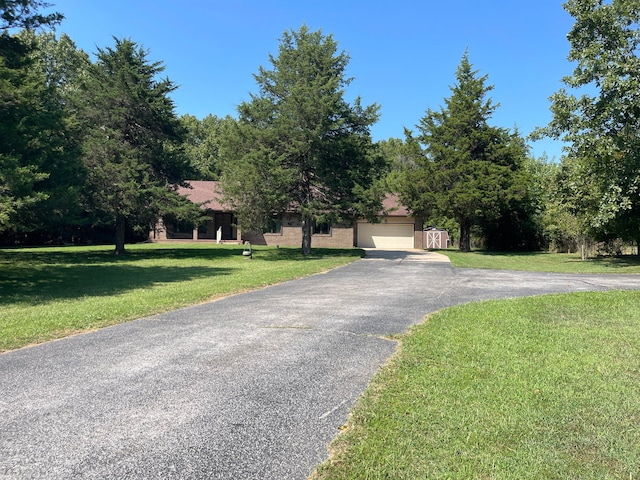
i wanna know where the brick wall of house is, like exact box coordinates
[308,225,355,248]
[242,213,355,248]
[414,216,424,249]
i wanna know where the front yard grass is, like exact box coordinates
[313,290,640,479]
[442,250,640,273]
[0,243,362,353]
[7,244,640,478]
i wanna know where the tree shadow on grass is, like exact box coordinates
[0,245,246,266]
[255,247,364,261]
[586,255,640,269]
[458,250,640,271]
[472,251,540,256]
[0,245,363,306]
[0,264,232,306]
[0,245,364,266]
[472,250,640,266]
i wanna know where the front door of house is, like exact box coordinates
[214,213,236,240]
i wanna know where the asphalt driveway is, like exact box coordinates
[2,249,640,479]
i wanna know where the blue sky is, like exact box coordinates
[50,1,576,160]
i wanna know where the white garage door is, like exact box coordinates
[357,223,414,248]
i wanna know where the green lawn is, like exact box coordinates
[442,250,640,273]
[0,243,362,352]
[313,290,640,479]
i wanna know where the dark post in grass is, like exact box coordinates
[242,241,252,259]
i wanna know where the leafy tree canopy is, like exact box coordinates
[0,1,63,233]
[180,114,235,180]
[9,31,89,238]
[536,0,640,246]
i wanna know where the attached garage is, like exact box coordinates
[357,221,415,249]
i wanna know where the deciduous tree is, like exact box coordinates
[180,114,234,180]
[0,0,62,233]
[13,31,89,240]
[537,0,640,249]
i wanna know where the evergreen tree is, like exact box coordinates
[0,0,62,32]
[220,25,384,254]
[75,38,198,254]
[398,52,530,251]
[13,31,89,241]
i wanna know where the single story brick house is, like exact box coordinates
[151,180,424,249]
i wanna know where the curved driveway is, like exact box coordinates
[2,250,640,479]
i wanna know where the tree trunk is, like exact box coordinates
[301,215,312,255]
[114,214,126,255]
[458,217,471,252]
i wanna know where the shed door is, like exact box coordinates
[357,223,414,248]
[426,230,443,249]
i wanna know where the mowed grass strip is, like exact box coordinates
[313,290,640,479]
[442,250,640,273]
[0,243,363,352]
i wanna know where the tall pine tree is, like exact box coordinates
[75,38,197,254]
[398,52,530,251]
[220,25,384,254]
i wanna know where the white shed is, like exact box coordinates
[423,228,450,249]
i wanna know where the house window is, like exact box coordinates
[264,215,282,234]
[313,220,331,235]
[171,219,195,235]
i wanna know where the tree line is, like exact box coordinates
[1,0,638,255]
